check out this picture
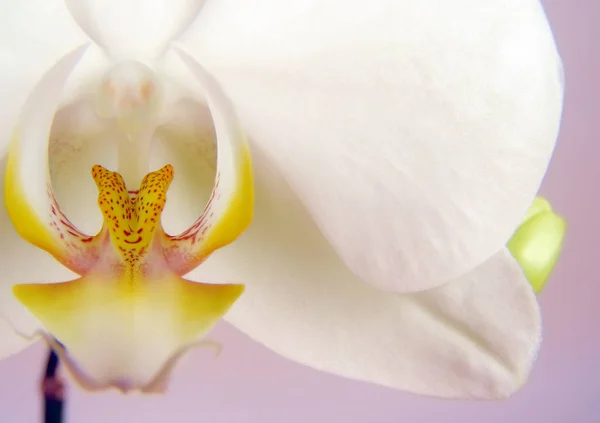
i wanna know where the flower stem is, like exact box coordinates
[42,348,65,423]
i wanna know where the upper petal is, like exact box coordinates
[189,161,541,399]
[179,0,564,293]
[65,0,206,61]
[0,0,91,154]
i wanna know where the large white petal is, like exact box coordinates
[179,0,564,293]
[188,158,541,399]
[65,0,206,61]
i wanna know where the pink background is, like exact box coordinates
[1,1,598,422]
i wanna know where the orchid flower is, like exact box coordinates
[0,0,564,399]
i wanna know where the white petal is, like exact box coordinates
[0,0,93,154]
[189,160,541,399]
[65,0,206,61]
[179,0,564,293]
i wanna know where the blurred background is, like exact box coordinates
[0,0,598,422]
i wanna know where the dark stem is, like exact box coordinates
[42,348,64,423]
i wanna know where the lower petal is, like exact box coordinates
[190,160,541,399]
[13,273,243,392]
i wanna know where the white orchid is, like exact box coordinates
[0,0,564,399]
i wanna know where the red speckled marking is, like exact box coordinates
[162,172,222,274]
[170,171,220,244]
[46,185,100,274]
[40,164,225,278]
[92,164,173,268]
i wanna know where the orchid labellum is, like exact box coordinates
[0,0,564,399]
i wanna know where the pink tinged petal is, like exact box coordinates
[180,0,564,293]
[190,167,541,399]
[64,0,206,61]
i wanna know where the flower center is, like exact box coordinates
[92,164,172,270]
[5,47,254,391]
